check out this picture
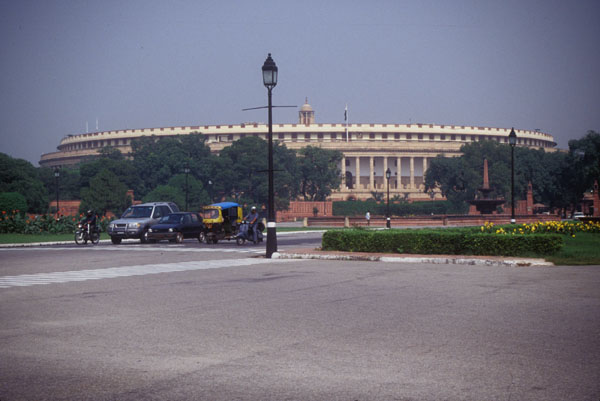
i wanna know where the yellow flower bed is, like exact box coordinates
[480,221,600,237]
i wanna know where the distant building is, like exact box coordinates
[40,99,556,200]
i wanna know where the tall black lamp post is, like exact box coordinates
[184,164,190,211]
[508,128,517,224]
[385,168,391,228]
[54,167,60,216]
[262,53,278,258]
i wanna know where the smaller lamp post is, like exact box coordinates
[54,167,60,216]
[208,180,213,203]
[385,168,391,228]
[184,164,190,211]
[508,128,517,224]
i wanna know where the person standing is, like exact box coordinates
[365,210,371,226]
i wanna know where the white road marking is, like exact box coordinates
[0,258,302,289]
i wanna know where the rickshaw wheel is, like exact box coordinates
[198,232,206,243]
[236,237,245,246]
[212,237,219,244]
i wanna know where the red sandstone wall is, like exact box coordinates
[277,201,332,221]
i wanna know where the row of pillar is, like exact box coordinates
[340,155,429,191]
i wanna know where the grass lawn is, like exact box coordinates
[0,233,110,244]
[546,233,600,265]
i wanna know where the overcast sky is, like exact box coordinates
[1,0,599,165]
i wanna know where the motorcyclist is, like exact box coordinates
[80,210,98,233]
[244,206,259,244]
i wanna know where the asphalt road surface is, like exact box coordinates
[1,233,599,400]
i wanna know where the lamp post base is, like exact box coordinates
[266,223,277,258]
[386,217,391,228]
[510,218,516,224]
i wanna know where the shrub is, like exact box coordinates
[322,229,563,256]
[0,193,27,214]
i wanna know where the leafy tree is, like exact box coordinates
[0,153,48,213]
[425,140,572,213]
[79,169,130,215]
[142,185,183,208]
[79,147,137,194]
[218,136,300,210]
[142,174,209,211]
[130,134,215,198]
[297,146,342,201]
[0,192,28,213]
[568,130,600,191]
[39,166,81,201]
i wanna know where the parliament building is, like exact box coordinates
[40,99,556,201]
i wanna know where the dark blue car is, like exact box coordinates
[147,212,206,243]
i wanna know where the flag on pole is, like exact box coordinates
[344,105,347,121]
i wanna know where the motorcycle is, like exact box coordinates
[235,220,264,245]
[75,222,100,245]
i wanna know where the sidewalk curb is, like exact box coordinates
[275,252,553,267]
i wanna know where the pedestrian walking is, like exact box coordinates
[365,210,370,226]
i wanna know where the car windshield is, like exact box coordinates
[121,206,153,218]
[204,209,219,219]
[160,214,184,224]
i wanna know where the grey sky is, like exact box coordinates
[1,0,599,165]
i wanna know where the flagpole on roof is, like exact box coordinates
[345,104,348,142]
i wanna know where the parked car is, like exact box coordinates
[147,212,205,243]
[107,202,179,244]
[573,212,585,220]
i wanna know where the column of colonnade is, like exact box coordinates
[338,154,432,196]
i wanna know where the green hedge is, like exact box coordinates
[322,229,563,257]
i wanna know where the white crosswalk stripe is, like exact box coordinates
[0,258,301,289]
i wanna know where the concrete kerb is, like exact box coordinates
[274,250,554,267]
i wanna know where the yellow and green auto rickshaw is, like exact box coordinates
[201,202,243,244]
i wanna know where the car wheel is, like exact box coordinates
[111,237,122,245]
[140,228,149,244]
[175,232,184,244]
[198,232,206,243]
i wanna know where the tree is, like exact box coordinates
[130,134,215,198]
[218,136,300,210]
[0,153,48,213]
[568,130,600,191]
[142,174,210,211]
[79,148,137,194]
[0,192,28,213]
[297,146,342,201]
[79,169,130,215]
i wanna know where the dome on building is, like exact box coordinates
[300,98,313,112]
[299,97,315,125]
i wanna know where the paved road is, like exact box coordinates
[1,233,599,400]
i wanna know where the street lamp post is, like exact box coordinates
[385,168,391,228]
[262,53,278,258]
[54,167,60,216]
[184,164,190,211]
[207,180,213,203]
[508,128,517,224]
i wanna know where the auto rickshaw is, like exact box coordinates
[201,202,243,244]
